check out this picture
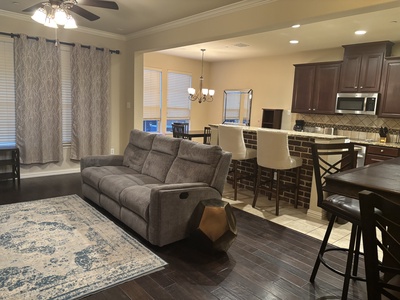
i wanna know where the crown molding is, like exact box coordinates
[0,9,127,41]
[126,0,278,40]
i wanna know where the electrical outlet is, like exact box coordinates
[110,148,115,154]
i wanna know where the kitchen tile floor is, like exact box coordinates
[222,184,354,249]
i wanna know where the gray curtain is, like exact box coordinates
[70,45,110,160]
[14,34,63,164]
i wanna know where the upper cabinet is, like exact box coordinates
[292,61,341,114]
[338,41,393,92]
[379,57,400,118]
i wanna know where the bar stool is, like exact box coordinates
[218,124,257,200]
[252,129,302,216]
[310,142,364,300]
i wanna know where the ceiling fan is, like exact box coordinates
[23,0,119,22]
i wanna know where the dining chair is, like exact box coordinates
[210,126,219,145]
[252,129,302,216]
[172,123,186,139]
[359,190,400,300]
[310,142,364,300]
[203,126,211,144]
[218,124,257,200]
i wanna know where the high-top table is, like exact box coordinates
[324,156,400,202]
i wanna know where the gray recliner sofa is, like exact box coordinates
[80,129,232,246]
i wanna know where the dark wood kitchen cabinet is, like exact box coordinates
[379,57,400,118]
[365,145,399,165]
[292,61,341,114]
[338,41,393,93]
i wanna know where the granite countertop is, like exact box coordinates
[350,139,400,149]
[209,124,347,140]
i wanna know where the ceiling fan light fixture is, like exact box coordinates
[44,16,58,28]
[31,7,47,24]
[64,15,77,29]
[54,7,67,25]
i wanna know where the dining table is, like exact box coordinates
[323,156,400,202]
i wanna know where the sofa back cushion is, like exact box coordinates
[142,134,181,182]
[165,140,223,185]
[123,130,155,172]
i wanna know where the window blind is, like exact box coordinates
[143,69,161,119]
[61,45,72,144]
[0,37,15,146]
[167,72,191,119]
[225,93,240,119]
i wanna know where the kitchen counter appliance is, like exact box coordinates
[335,92,378,115]
[293,119,305,131]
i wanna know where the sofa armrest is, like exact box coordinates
[80,155,124,171]
[147,183,223,246]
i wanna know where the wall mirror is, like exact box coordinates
[223,89,253,126]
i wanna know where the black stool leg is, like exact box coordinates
[352,226,362,277]
[341,224,358,300]
[275,170,280,216]
[310,214,336,282]
[294,166,301,208]
[233,160,238,200]
[252,167,262,207]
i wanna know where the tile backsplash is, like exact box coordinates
[294,113,400,142]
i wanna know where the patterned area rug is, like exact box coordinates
[0,195,167,300]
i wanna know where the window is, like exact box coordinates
[143,69,161,132]
[0,38,72,146]
[166,72,191,133]
[0,37,15,147]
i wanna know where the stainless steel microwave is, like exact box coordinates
[335,93,379,115]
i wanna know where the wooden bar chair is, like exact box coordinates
[309,142,365,300]
[359,190,400,300]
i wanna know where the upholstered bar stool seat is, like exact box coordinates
[218,124,257,200]
[252,129,302,216]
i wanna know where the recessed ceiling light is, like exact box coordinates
[355,30,367,35]
[290,40,299,44]
[292,24,300,28]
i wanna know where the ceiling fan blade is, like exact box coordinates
[69,5,100,21]
[23,2,45,12]
[77,0,119,10]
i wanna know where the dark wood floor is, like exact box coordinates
[0,174,367,299]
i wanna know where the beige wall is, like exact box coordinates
[0,14,127,177]
[144,47,345,130]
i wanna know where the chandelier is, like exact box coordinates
[188,49,215,103]
[31,1,77,29]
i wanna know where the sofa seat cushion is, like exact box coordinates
[165,140,223,185]
[99,174,162,204]
[120,184,163,221]
[82,166,139,189]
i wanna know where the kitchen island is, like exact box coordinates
[210,125,347,219]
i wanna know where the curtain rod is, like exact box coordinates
[0,31,120,54]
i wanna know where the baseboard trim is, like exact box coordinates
[21,168,80,179]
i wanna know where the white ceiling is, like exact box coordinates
[1,0,400,61]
